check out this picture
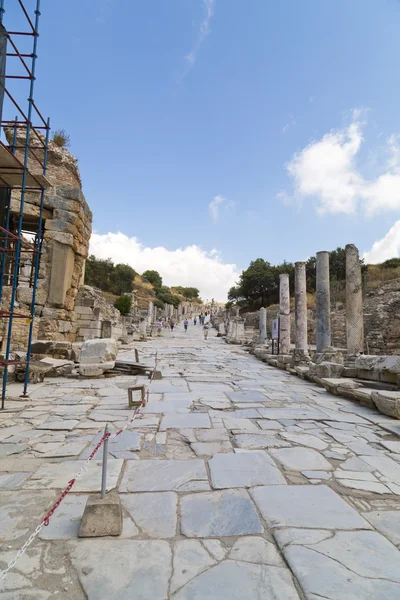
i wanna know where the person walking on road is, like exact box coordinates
[184,318,189,332]
[170,319,175,333]
[194,316,197,325]
[203,321,209,340]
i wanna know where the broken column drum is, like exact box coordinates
[346,243,364,356]
[279,273,290,354]
[259,307,267,344]
[316,251,331,352]
[295,261,308,352]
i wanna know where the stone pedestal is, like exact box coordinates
[346,244,364,357]
[279,273,290,355]
[295,262,308,354]
[316,251,331,352]
[259,307,267,344]
[78,491,122,538]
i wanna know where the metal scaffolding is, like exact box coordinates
[0,0,50,408]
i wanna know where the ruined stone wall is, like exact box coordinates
[0,129,92,351]
[242,279,400,354]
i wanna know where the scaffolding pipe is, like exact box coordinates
[1,0,42,408]
[0,117,17,301]
[22,116,49,396]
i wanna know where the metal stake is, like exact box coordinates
[101,424,109,499]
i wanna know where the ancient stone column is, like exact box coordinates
[346,243,364,356]
[279,273,291,354]
[295,262,308,352]
[259,307,267,344]
[316,251,331,352]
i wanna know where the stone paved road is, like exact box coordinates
[1,323,400,598]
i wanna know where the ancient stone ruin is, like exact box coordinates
[213,243,400,420]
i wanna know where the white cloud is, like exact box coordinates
[282,110,400,215]
[282,114,296,134]
[184,0,215,71]
[89,231,239,302]
[363,220,400,263]
[208,195,235,223]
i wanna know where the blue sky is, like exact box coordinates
[5,0,400,299]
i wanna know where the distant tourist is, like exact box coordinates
[170,320,175,332]
[184,318,189,332]
[203,321,209,340]
[194,317,197,325]
[156,320,163,337]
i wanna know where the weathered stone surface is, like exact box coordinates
[251,485,369,529]
[280,432,328,450]
[78,491,122,537]
[362,511,400,546]
[226,391,266,403]
[228,536,283,566]
[39,494,87,539]
[69,540,171,599]
[23,459,123,492]
[191,441,232,457]
[276,528,400,599]
[316,251,331,352]
[0,491,56,541]
[170,540,216,593]
[122,492,177,538]
[180,490,264,537]
[234,434,290,449]
[160,413,211,430]
[209,451,286,488]
[0,472,29,488]
[371,390,400,419]
[314,361,344,378]
[271,448,333,471]
[120,459,209,492]
[171,561,300,600]
[80,338,117,364]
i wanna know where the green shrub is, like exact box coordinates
[142,270,162,288]
[114,295,132,315]
[154,299,165,309]
[52,128,71,148]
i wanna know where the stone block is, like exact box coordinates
[40,357,75,377]
[78,491,122,537]
[314,362,344,379]
[371,391,400,419]
[71,342,82,362]
[16,286,47,306]
[80,338,117,364]
[75,306,93,315]
[79,362,115,377]
[48,241,75,307]
[43,230,74,246]
[355,355,400,385]
[320,378,362,395]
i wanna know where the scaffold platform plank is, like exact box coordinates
[0,142,50,188]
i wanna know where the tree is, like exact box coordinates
[142,270,162,288]
[155,286,181,307]
[239,258,279,307]
[109,263,136,295]
[114,295,132,315]
[84,256,136,295]
[172,286,200,300]
[85,255,114,290]
[154,299,165,309]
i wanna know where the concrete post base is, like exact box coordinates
[78,491,122,538]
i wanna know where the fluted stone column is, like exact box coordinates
[259,307,267,344]
[346,244,364,356]
[316,251,331,352]
[279,273,291,354]
[295,261,308,352]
